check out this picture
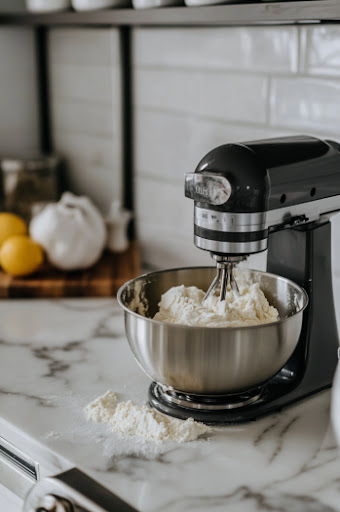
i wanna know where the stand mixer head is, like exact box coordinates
[185,135,340,301]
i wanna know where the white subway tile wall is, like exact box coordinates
[0,27,39,155]
[48,28,122,213]
[270,77,340,133]
[135,69,268,123]
[133,27,298,73]
[301,25,340,77]
[132,25,340,290]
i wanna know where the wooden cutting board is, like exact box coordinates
[0,241,140,298]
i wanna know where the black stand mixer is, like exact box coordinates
[148,135,340,423]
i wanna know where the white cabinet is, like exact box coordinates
[0,482,23,512]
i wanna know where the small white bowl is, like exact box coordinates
[26,0,71,12]
[71,0,129,9]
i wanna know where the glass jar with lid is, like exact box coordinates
[0,155,62,222]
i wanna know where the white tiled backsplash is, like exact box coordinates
[1,23,340,291]
[0,27,39,155]
[48,28,123,214]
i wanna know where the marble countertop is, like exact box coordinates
[1,298,340,512]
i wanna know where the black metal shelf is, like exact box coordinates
[0,1,339,27]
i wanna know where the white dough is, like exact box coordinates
[153,283,279,327]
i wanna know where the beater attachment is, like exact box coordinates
[204,255,246,302]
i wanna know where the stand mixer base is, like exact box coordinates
[148,382,264,424]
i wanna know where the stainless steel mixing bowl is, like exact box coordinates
[118,267,308,395]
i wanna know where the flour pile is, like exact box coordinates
[153,283,279,327]
[85,390,212,443]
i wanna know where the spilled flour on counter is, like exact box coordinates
[85,390,212,443]
[154,283,279,327]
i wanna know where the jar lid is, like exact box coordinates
[1,155,61,173]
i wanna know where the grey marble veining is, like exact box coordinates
[0,298,340,512]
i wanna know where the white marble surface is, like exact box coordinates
[0,298,340,512]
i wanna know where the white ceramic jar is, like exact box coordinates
[105,201,132,253]
[71,0,130,10]
[26,0,71,12]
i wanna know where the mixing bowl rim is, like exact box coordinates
[117,266,309,331]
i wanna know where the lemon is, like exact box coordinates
[0,213,27,247]
[0,235,44,277]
